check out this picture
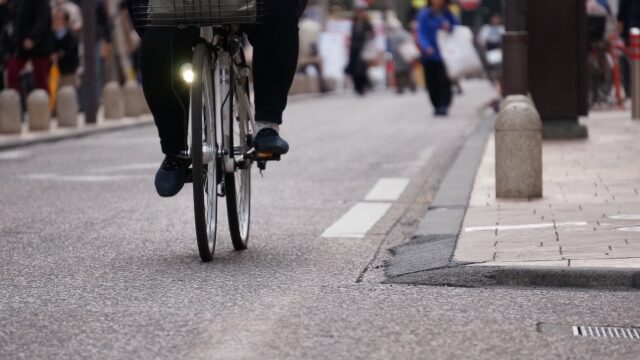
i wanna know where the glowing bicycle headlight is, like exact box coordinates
[180,63,194,84]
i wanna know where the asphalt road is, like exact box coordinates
[1,83,639,359]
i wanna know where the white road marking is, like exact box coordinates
[616,226,640,232]
[322,202,392,238]
[364,178,410,202]
[23,173,143,182]
[0,150,31,160]
[465,222,589,233]
[608,214,640,221]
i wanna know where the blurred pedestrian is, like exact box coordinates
[113,0,140,83]
[417,0,459,116]
[477,13,503,85]
[51,7,79,88]
[95,0,113,87]
[7,0,54,94]
[345,4,373,95]
[387,17,417,94]
[51,0,83,32]
[298,12,329,93]
[0,0,12,91]
[617,0,640,97]
[477,13,504,52]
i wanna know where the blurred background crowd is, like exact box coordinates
[0,0,635,117]
[0,0,138,109]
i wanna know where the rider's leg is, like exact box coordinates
[140,27,198,156]
[249,0,307,154]
[140,27,199,197]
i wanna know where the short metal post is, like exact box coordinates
[631,28,640,120]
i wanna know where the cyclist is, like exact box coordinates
[127,0,307,197]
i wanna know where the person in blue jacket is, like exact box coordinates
[416,0,459,116]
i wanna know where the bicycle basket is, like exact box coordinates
[131,0,265,27]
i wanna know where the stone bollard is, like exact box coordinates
[499,94,535,112]
[495,96,543,198]
[102,81,124,120]
[0,89,22,134]
[56,86,79,127]
[306,76,320,93]
[289,74,307,95]
[124,80,143,117]
[27,90,51,132]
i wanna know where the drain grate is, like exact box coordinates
[573,326,640,339]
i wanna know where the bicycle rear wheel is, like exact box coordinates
[191,43,218,262]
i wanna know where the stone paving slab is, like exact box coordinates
[455,111,640,269]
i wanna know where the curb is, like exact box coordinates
[384,116,640,291]
[384,116,494,280]
[0,116,154,151]
[495,266,640,289]
[386,265,640,290]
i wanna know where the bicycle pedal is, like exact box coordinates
[256,152,281,161]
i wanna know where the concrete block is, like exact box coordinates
[56,86,79,127]
[306,76,320,93]
[124,80,143,117]
[27,90,51,132]
[102,81,124,120]
[495,98,543,198]
[0,89,22,134]
[289,74,307,95]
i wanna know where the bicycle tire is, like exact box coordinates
[191,43,218,262]
[224,63,251,250]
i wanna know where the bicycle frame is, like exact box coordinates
[199,26,257,174]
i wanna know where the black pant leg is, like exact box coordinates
[140,27,198,155]
[250,0,302,124]
[437,62,453,108]
[423,60,439,109]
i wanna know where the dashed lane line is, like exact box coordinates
[322,177,410,239]
[322,202,393,238]
[364,178,410,202]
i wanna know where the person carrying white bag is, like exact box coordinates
[416,0,460,117]
[437,24,484,81]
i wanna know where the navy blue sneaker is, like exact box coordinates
[155,155,191,197]
[253,128,289,155]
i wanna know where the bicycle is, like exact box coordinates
[132,1,277,261]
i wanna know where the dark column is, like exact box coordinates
[82,0,98,124]
[527,0,588,139]
[503,0,528,96]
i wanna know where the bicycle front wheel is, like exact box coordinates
[224,84,251,250]
[191,43,218,262]
[224,61,251,251]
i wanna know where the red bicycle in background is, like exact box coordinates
[587,17,627,109]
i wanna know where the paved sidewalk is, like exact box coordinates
[455,111,640,269]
